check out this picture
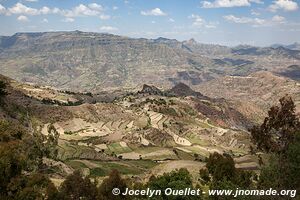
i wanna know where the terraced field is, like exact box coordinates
[57,140,107,160]
[36,89,256,179]
[65,159,159,177]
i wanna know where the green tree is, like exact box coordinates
[199,168,210,185]
[250,96,300,153]
[258,131,300,191]
[9,173,52,200]
[202,153,254,200]
[250,96,300,198]
[0,80,7,97]
[59,170,97,200]
[97,169,127,200]
[206,153,236,183]
[0,120,54,199]
[46,182,61,200]
[147,168,201,200]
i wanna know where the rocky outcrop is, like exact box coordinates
[139,84,163,95]
[168,82,208,99]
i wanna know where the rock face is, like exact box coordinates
[140,84,163,95]
[0,31,300,92]
[168,82,208,99]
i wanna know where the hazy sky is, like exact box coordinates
[0,0,299,46]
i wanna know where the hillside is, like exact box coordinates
[197,71,300,122]
[0,75,257,182]
[0,31,299,92]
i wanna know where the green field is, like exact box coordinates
[66,160,158,177]
[65,160,89,169]
[107,142,132,154]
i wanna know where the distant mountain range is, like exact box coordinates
[0,31,300,92]
[270,42,300,51]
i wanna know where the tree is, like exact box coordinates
[147,168,201,200]
[0,80,7,97]
[59,170,97,200]
[203,153,254,200]
[200,152,254,199]
[250,96,300,153]
[46,182,61,200]
[0,120,54,199]
[97,169,127,200]
[0,137,26,197]
[43,124,59,159]
[285,131,300,189]
[199,168,210,184]
[258,131,300,191]
[206,153,236,183]
[10,173,52,200]
[251,96,300,197]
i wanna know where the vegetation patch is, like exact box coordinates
[107,142,132,154]
[90,167,106,177]
[65,160,89,170]
[89,161,143,177]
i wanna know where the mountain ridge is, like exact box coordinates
[0,31,300,93]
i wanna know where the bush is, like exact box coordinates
[0,81,7,97]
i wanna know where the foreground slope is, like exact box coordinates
[0,75,256,182]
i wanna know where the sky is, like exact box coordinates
[0,0,299,46]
